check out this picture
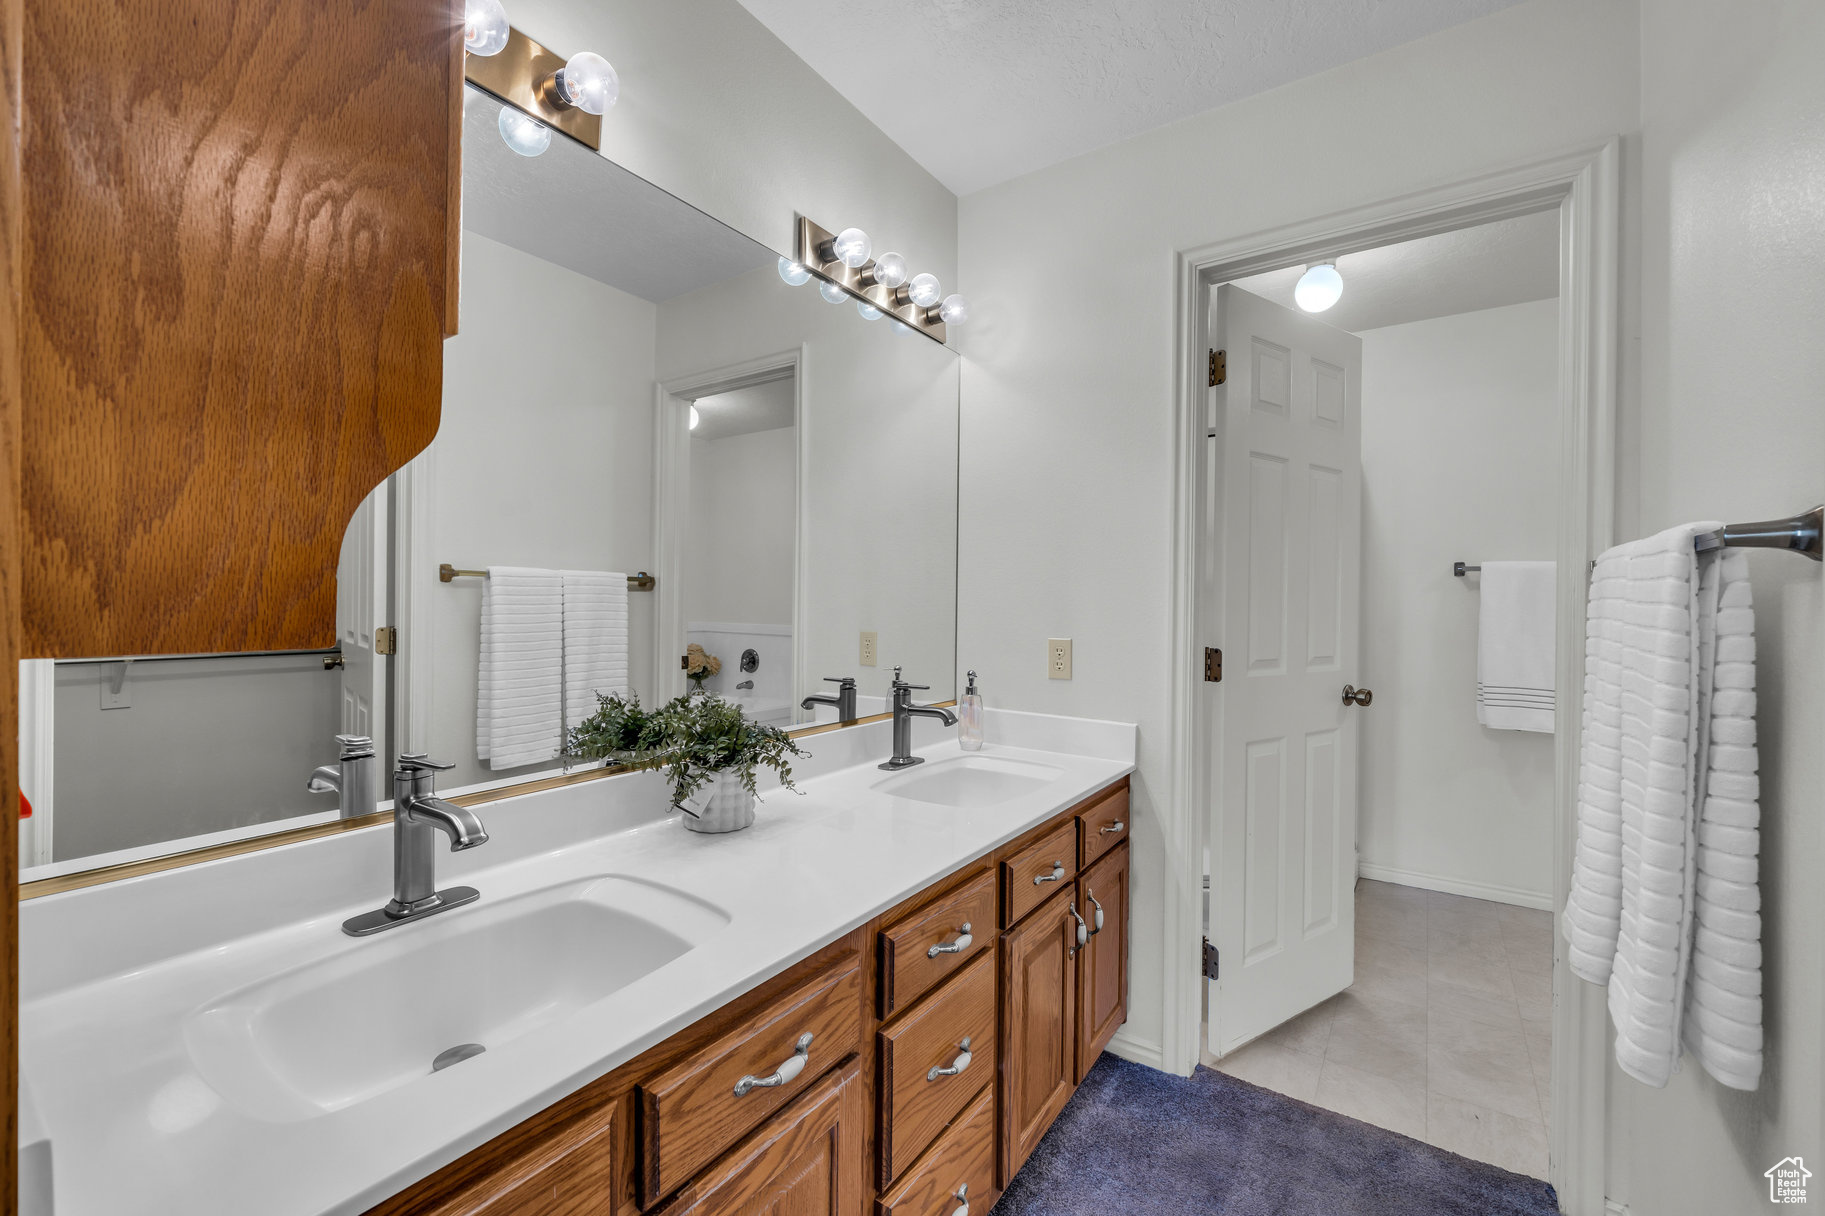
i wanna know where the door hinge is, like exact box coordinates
[1203,646,1222,683]
[1208,348,1226,387]
[374,626,397,656]
[1203,937,1220,980]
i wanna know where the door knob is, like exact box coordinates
[1342,685,1373,707]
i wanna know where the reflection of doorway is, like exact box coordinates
[654,352,804,716]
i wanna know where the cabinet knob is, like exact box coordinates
[1034,861,1065,886]
[927,1037,973,1082]
[927,923,973,959]
[733,1031,814,1097]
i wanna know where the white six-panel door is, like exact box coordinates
[1207,284,1363,1056]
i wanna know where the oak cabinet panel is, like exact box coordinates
[879,869,995,1020]
[1000,821,1077,929]
[875,1086,995,1216]
[998,891,1078,1187]
[877,951,995,1186]
[1075,784,1129,869]
[1075,841,1129,1083]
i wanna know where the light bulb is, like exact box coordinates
[819,280,846,304]
[778,257,811,286]
[938,294,969,326]
[464,0,510,56]
[553,51,618,115]
[1294,262,1343,313]
[856,300,882,321]
[498,107,551,157]
[907,273,941,308]
[871,252,908,289]
[689,406,700,431]
[889,319,914,337]
[831,227,871,269]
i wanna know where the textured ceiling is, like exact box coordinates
[461,88,772,302]
[733,0,1526,195]
[1228,209,1560,333]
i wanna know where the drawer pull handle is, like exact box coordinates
[1088,889,1104,935]
[927,1037,973,1081]
[952,1183,969,1216]
[1033,861,1065,886]
[928,922,973,958]
[1100,819,1126,835]
[733,1032,814,1097]
[1069,899,1090,951]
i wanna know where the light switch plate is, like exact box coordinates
[860,631,878,667]
[1047,638,1072,680]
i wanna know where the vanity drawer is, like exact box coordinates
[378,1092,617,1216]
[880,869,997,1020]
[1077,782,1129,868]
[878,950,996,1185]
[638,953,864,1204]
[876,1085,996,1216]
[1001,820,1078,928]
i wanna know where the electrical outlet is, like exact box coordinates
[860,631,878,667]
[1047,638,1073,680]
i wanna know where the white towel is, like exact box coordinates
[562,570,630,728]
[476,566,564,770]
[1561,524,1762,1091]
[1476,560,1558,732]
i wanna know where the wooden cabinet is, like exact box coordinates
[879,868,995,1020]
[369,1093,617,1216]
[877,951,996,1186]
[1075,841,1129,1083]
[1000,820,1077,928]
[997,890,1079,1187]
[876,1087,996,1216]
[1076,783,1129,869]
[651,1060,866,1216]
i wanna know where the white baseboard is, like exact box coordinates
[1356,860,1554,911]
[1603,1201,1628,1216]
[1106,1028,1167,1072]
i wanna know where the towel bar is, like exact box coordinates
[438,563,657,591]
[1456,506,1822,576]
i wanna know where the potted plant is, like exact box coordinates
[564,691,669,767]
[682,643,721,692]
[655,692,806,833]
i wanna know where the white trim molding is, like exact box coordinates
[1105,1028,1165,1072]
[1163,139,1620,1216]
[1355,862,1554,911]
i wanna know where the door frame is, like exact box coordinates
[1162,139,1618,1214]
[652,348,806,706]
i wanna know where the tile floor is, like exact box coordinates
[1205,879,1554,1179]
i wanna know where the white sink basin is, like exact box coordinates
[184,875,729,1122]
[872,753,1064,807]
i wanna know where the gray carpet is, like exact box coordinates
[991,1055,1560,1216]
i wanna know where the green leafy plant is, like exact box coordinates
[563,689,806,815]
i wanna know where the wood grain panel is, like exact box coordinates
[875,1086,995,1216]
[1000,820,1076,929]
[879,869,995,1021]
[1075,842,1129,1084]
[877,951,994,1186]
[1075,782,1129,869]
[403,1091,616,1216]
[651,1059,866,1216]
[639,951,863,1203]
[998,891,1076,1187]
[20,0,459,656]
[0,0,20,1198]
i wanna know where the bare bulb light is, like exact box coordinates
[498,107,551,157]
[856,300,882,321]
[553,51,618,115]
[907,273,942,309]
[778,257,811,286]
[938,294,969,326]
[819,280,846,304]
[831,227,871,269]
[689,406,700,431]
[464,0,510,56]
[1294,262,1343,313]
[871,251,908,289]
[888,319,914,337]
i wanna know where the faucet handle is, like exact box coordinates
[398,754,455,772]
[334,734,375,760]
[822,676,856,688]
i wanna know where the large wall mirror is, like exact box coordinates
[19,84,960,885]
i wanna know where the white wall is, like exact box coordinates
[685,425,797,627]
[1604,1,1825,1210]
[512,0,956,285]
[954,0,1640,1068]
[1355,299,1559,906]
[428,233,659,789]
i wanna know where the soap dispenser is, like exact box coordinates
[958,670,984,751]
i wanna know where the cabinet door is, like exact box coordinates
[372,1094,616,1216]
[652,1059,865,1216]
[1075,841,1130,1083]
[998,891,1078,1187]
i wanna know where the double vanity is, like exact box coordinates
[19,709,1135,1215]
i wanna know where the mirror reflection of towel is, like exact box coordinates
[1475,560,1557,732]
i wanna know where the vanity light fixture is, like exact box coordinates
[818,280,847,304]
[545,50,619,115]
[905,273,942,310]
[796,216,952,344]
[464,0,510,56]
[864,251,907,289]
[778,257,812,286]
[1294,261,1343,312]
[828,227,872,269]
[856,300,883,320]
[465,25,608,152]
[497,106,551,157]
[938,294,969,327]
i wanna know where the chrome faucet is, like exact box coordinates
[801,675,859,724]
[342,754,489,936]
[306,734,377,820]
[880,667,957,771]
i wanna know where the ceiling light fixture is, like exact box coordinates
[689,406,700,431]
[545,50,618,115]
[497,107,551,157]
[1294,262,1343,313]
[464,0,510,56]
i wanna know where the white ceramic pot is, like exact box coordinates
[680,769,756,834]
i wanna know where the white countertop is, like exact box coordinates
[20,709,1134,1216]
